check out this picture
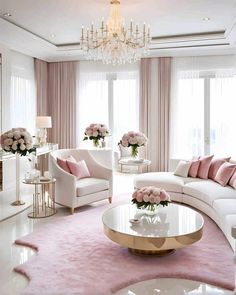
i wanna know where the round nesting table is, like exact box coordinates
[119,159,151,173]
[23,178,56,218]
[102,203,204,255]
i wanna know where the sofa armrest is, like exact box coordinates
[49,155,77,207]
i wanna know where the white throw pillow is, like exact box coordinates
[174,160,191,177]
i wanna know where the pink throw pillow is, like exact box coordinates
[215,162,236,186]
[188,160,200,178]
[229,171,236,189]
[57,158,71,173]
[197,155,214,179]
[67,160,90,179]
[208,157,231,180]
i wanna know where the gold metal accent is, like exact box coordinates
[70,208,75,215]
[129,248,175,256]
[11,200,25,206]
[23,178,56,219]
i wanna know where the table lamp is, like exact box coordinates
[36,116,52,146]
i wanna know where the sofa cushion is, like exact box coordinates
[197,155,214,179]
[214,162,236,186]
[174,160,191,177]
[208,157,230,180]
[188,160,200,178]
[183,181,236,206]
[213,199,236,221]
[229,171,236,189]
[76,178,109,197]
[134,172,186,193]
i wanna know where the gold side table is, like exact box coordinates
[23,178,56,218]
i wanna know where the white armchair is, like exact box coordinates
[49,149,113,214]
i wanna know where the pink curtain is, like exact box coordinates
[35,59,49,115]
[139,57,171,172]
[35,59,77,149]
[157,57,171,171]
[48,61,77,149]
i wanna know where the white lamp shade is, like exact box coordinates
[36,116,52,128]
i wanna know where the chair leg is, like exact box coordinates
[108,197,112,204]
[70,207,75,215]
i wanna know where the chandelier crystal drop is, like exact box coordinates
[80,0,151,65]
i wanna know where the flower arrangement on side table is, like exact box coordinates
[1,128,35,156]
[132,186,171,214]
[83,123,109,147]
[119,131,147,157]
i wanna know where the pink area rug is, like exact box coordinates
[14,196,234,295]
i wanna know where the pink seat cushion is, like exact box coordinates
[208,157,231,180]
[188,160,200,178]
[197,155,214,179]
[215,162,236,186]
[229,171,236,189]
[67,160,90,179]
[57,158,71,173]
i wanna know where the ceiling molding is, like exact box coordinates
[150,43,230,51]
[0,16,55,46]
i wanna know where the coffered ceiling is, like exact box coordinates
[0,0,236,61]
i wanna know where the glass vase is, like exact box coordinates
[131,146,138,158]
[92,138,100,148]
[138,204,159,216]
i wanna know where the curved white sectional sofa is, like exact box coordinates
[134,171,236,250]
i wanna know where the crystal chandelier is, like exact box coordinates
[80,0,151,65]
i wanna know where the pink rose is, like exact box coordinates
[149,195,155,203]
[160,191,167,201]
[154,196,161,204]
[136,194,143,202]
[143,194,149,202]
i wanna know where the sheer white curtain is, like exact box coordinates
[77,72,109,146]
[113,71,139,148]
[76,61,139,148]
[10,51,36,135]
[170,55,236,159]
[210,72,236,157]
[170,58,204,159]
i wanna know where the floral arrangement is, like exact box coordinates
[83,123,109,147]
[1,128,35,156]
[119,131,148,157]
[132,186,171,212]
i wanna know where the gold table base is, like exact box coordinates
[129,248,175,256]
[11,200,26,206]
[28,207,56,219]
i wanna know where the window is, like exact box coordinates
[10,52,36,136]
[170,69,236,158]
[77,69,139,149]
[10,75,36,135]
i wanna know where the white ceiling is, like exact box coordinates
[0,0,236,61]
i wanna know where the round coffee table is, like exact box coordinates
[102,203,204,255]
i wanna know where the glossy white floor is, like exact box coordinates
[0,172,234,295]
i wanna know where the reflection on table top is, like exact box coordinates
[102,203,204,238]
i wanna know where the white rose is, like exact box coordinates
[7,132,14,138]
[20,144,26,151]
[18,138,24,144]
[129,137,137,145]
[93,131,98,137]
[26,144,32,150]
[13,131,21,140]
[12,144,17,151]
